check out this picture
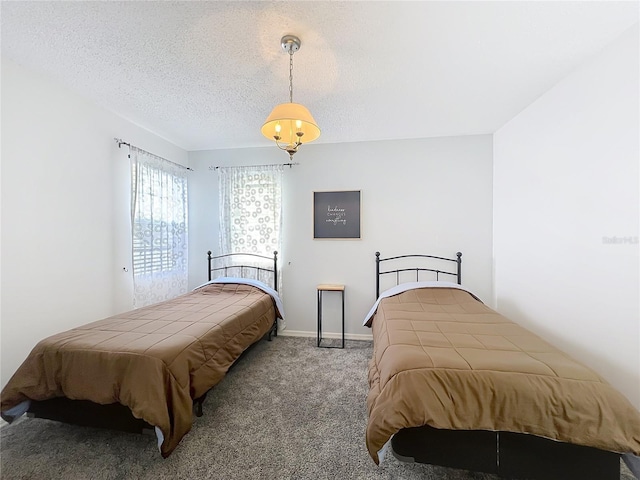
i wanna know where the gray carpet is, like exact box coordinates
[0,336,634,480]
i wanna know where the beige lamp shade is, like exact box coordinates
[261,102,321,144]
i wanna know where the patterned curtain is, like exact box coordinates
[217,165,283,287]
[130,146,189,307]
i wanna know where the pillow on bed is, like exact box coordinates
[363,281,481,327]
[194,277,285,319]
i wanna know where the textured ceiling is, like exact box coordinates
[2,1,638,151]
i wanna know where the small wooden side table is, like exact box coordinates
[317,284,345,349]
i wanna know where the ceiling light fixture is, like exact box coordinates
[261,35,320,160]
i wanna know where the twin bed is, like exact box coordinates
[3,247,640,478]
[365,251,640,479]
[1,251,283,458]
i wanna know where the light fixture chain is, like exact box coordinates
[262,34,319,159]
[289,51,294,103]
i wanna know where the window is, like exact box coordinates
[217,165,283,285]
[218,165,283,257]
[130,146,188,307]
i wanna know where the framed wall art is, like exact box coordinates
[313,190,361,239]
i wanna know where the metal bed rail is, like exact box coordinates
[375,251,462,298]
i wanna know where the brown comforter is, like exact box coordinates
[366,286,640,463]
[1,282,280,457]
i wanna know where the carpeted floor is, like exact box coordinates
[0,336,635,480]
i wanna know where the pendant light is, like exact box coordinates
[261,35,320,160]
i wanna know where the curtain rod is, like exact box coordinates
[209,162,299,171]
[114,138,194,171]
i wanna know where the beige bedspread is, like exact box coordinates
[1,282,280,457]
[366,286,640,464]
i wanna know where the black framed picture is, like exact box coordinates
[313,190,361,239]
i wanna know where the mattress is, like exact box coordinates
[365,285,640,464]
[1,281,281,457]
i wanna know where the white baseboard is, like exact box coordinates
[278,329,372,341]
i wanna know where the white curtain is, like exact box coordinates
[130,146,189,307]
[218,165,283,287]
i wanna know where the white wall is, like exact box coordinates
[0,58,188,388]
[0,58,493,386]
[189,135,494,338]
[494,25,639,408]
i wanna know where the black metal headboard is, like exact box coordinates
[207,251,279,292]
[375,251,462,298]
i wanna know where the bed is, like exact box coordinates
[1,250,283,458]
[365,251,640,479]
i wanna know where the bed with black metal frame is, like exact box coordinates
[367,251,639,480]
[2,250,281,457]
[206,250,279,343]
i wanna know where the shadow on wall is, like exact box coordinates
[495,298,639,407]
